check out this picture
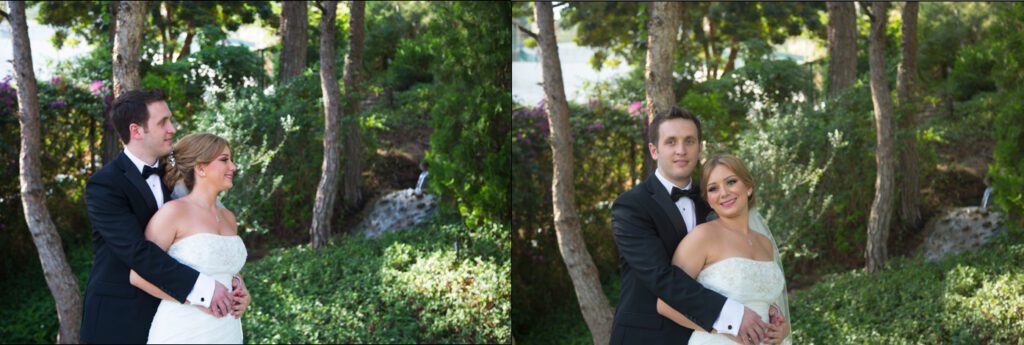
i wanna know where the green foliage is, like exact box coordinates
[0,218,510,344]
[142,44,267,125]
[186,72,331,243]
[425,2,510,226]
[0,75,102,286]
[984,4,1024,226]
[0,243,92,343]
[242,217,510,343]
[791,226,1024,344]
[512,99,646,340]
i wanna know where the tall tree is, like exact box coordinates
[534,2,614,344]
[113,1,145,97]
[278,1,308,84]
[310,0,341,250]
[104,0,120,164]
[865,2,895,273]
[7,1,83,343]
[827,2,857,98]
[897,2,921,229]
[342,1,366,211]
[643,2,681,177]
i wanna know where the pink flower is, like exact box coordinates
[89,80,104,95]
[628,101,643,117]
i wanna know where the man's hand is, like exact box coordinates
[765,305,790,345]
[738,306,770,345]
[231,274,250,319]
[207,281,232,318]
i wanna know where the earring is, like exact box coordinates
[200,171,206,177]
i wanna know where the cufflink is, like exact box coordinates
[201,297,205,302]
[728,325,733,330]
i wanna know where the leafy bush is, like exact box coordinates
[143,44,267,125]
[791,226,1024,344]
[0,75,102,285]
[985,4,1024,226]
[0,243,92,344]
[242,217,510,343]
[425,2,511,226]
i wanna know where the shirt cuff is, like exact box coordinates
[185,273,216,308]
[712,298,744,336]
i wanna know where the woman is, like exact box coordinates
[656,154,791,345]
[129,133,250,344]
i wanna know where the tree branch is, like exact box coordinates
[515,22,538,40]
[860,2,875,22]
[553,2,567,8]
[0,9,8,21]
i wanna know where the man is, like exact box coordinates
[81,89,248,343]
[610,106,777,345]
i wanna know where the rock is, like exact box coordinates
[920,207,1004,262]
[360,188,436,239]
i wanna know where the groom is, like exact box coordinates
[610,106,771,345]
[81,89,247,343]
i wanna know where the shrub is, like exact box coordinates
[242,217,510,343]
[791,226,1024,344]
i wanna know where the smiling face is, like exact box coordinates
[196,146,237,192]
[649,117,701,187]
[705,165,752,218]
[702,155,756,219]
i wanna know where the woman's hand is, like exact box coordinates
[764,305,790,344]
[230,275,251,319]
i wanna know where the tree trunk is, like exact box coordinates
[723,37,739,76]
[866,2,895,273]
[897,2,921,229]
[102,0,121,163]
[310,0,341,250]
[342,1,366,211]
[113,1,145,97]
[279,1,309,84]
[535,3,614,344]
[8,2,83,343]
[643,1,680,178]
[827,1,857,98]
[176,25,195,62]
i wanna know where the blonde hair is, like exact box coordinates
[701,154,756,208]
[161,133,230,190]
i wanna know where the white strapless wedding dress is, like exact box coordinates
[688,257,791,345]
[148,233,247,344]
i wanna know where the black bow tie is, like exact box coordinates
[142,165,165,179]
[670,186,699,202]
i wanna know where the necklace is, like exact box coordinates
[190,199,221,224]
[720,221,753,246]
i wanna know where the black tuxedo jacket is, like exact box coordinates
[610,174,726,344]
[80,152,200,344]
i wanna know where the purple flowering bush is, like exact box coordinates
[511,97,648,332]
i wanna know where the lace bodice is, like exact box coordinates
[688,257,789,345]
[167,233,247,290]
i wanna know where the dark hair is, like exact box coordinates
[648,106,703,146]
[112,89,168,144]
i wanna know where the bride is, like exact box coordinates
[129,133,250,344]
[657,154,791,345]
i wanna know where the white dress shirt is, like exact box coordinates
[124,148,216,308]
[654,169,744,336]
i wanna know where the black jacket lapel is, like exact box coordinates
[692,184,714,225]
[116,152,159,213]
[645,176,686,236]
